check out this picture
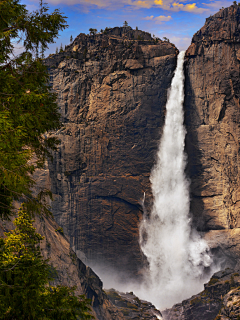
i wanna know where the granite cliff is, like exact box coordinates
[185,4,240,269]
[32,5,240,318]
[163,268,240,320]
[159,6,240,319]
[39,26,178,278]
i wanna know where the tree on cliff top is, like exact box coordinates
[0,0,67,219]
[89,28,97,35]
[0,208,92,319]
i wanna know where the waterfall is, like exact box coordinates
[139,51,213,309]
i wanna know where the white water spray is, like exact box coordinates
[139,51,213,309]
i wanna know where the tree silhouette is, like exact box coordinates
[89,28,97,35]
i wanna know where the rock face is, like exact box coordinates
[185,4,240,267]
[105,289,162,319]
[162,268,240,320]
[42,27,178,277]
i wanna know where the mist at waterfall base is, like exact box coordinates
[91,51,219,311]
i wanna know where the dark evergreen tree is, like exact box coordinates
[0,0,67,219]
[89,28,97,35]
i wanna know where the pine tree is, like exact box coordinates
[89,28,97,35]
[123,21,128,27]
[0,209,92,319]
[70,35,73,43]
[0,0,68,219]
[0,4,93,318]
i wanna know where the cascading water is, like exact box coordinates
[139,51,213,309]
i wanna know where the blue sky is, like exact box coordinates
[24,0,234,54]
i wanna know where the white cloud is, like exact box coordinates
[155,15,172,22]
[143,14,172,23]
[38,0,210,13]
[143,15,155,20]
[131,0,153,8]
[171,2,209,13]
[202,0,232,11]
[169,35,192,50]
[25,3,39,11]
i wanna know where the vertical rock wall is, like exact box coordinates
[42,28,178,277]
[185,5,240,266]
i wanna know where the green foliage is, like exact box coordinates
[230,275,236,287]
[56,46,59,54]
[70,34,73,43]
[0,2,93,319]
[163,36,170,42]
[123,21,128,27]
[0,209,92,319]
[208,277,219,286]
[0,0,68,219]
[103,27,110,34]
[55,226,64,235]
[89,28,97,35]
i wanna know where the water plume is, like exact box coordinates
[139,51,213,309]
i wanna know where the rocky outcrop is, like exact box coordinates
[185,4,240,268]
[36,216,126,320]
[105,289,162,319]
[40,27,178,277]
[162,268,240,320]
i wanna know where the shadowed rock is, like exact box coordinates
[185,4,240,268]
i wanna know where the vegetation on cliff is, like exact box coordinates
[0,0,66,220]
[0,0,92,318]
[0,208,92,319]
